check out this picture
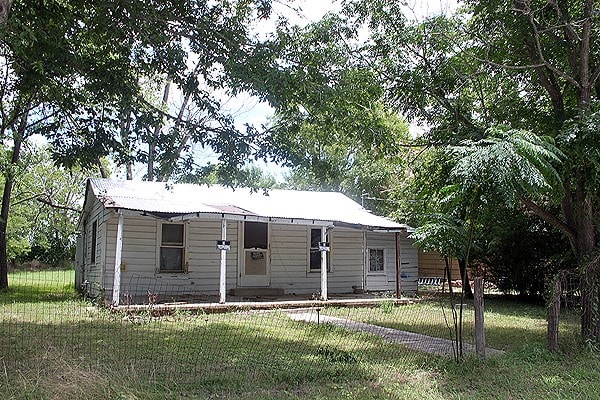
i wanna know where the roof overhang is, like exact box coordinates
[171,211,335,228]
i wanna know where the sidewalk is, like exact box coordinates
[288,311,504,357]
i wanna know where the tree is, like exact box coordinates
[0,144,91,267]
[231,14,412,211]
[0,0,276,289]
[347,0,600,343]
[476,206,572,300]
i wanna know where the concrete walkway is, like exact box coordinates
[288,311,504,357]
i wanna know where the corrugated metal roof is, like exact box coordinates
[88,178,410,231]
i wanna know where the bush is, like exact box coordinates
[472,209,574,300]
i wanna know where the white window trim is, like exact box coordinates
[367,247,386,276]
[238,221,271,287]
[307,227,332,273]
[156,221,188,273]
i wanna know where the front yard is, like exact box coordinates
[0,269,598,399]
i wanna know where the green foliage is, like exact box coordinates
[450,128,564,205]
[473,208,573,299]
[558,109,600,191]
[1,0,278,182]
[0,144,90,266]
[239,14,412,212]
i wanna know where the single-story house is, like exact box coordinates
[75,178,418,305]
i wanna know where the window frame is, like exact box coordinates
[90,220,98,265]
[367,248,386,275]
[307,227,331,273]
[157,222,187,273]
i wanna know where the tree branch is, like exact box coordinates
[36,196,80,213]
[518,194,577,243]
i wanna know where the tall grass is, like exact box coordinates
[0,270,598,400]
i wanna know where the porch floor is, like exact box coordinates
[115,292,417,313]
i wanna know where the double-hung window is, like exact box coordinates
[309,228,330,272]
[368,248,385,274]
[159,223,186,272]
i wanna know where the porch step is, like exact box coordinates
[229,287,285,297]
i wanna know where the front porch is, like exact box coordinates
[114,291,417,313]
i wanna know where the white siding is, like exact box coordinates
[77,189,409,301]
[365,232,418,295]
[328,228,364,293]
[79,191,108,299]
[269,224,317,293]
[111,217,239,301]
[269,225,363,295]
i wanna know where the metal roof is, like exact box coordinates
[88,178,411,231]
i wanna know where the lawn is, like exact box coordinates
[0,270,599,399]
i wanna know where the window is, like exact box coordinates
[244,221,268,249]
[309,228,330,271]
[368,248,385,273]
[90,220,97,264]
[159,223,186,272]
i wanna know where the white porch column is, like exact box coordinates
[219,219,227,304]
[112,210,124,306]
[320,226,328,301]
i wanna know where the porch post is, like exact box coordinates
[112,209,124,306]
[320,226,328,301]
[395,232,402,299]
[219,219,227,303]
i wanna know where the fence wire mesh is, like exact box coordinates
[0,268,489,399]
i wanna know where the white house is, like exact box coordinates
[76,178,418,305]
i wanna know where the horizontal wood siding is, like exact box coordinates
[400,236,418,295]
[329,228,364,293]
[365,232,418,295]
[418,248,460,279]
[80,194,399,301]
[110,217,239,301]
[79,192,107,299]
[269,225,363,295]
[269,224,317,294]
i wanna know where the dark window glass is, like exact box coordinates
[369,249,385,272]
[310,228,329,270]
[244,222,268,249]
[160,223,185,272]
[90,220,97,264]
[162,224,184,246]
[160,248,184,271]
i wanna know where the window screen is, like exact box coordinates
[244,222,268,249]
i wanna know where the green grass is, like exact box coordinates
[1,270,599,399]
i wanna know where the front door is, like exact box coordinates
[239,221,270,286]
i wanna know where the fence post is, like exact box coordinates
[547,278,561,352]
[474,277,485,358]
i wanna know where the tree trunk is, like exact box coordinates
[580,256,600,342]
[148,82,170,181]
[0,110,27,289]
[97,161,108,178]
[458,258,473,299]
[571,181,598,342]
[473,276,485,357]
[547,278,561,352]
[0,0,12,24]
